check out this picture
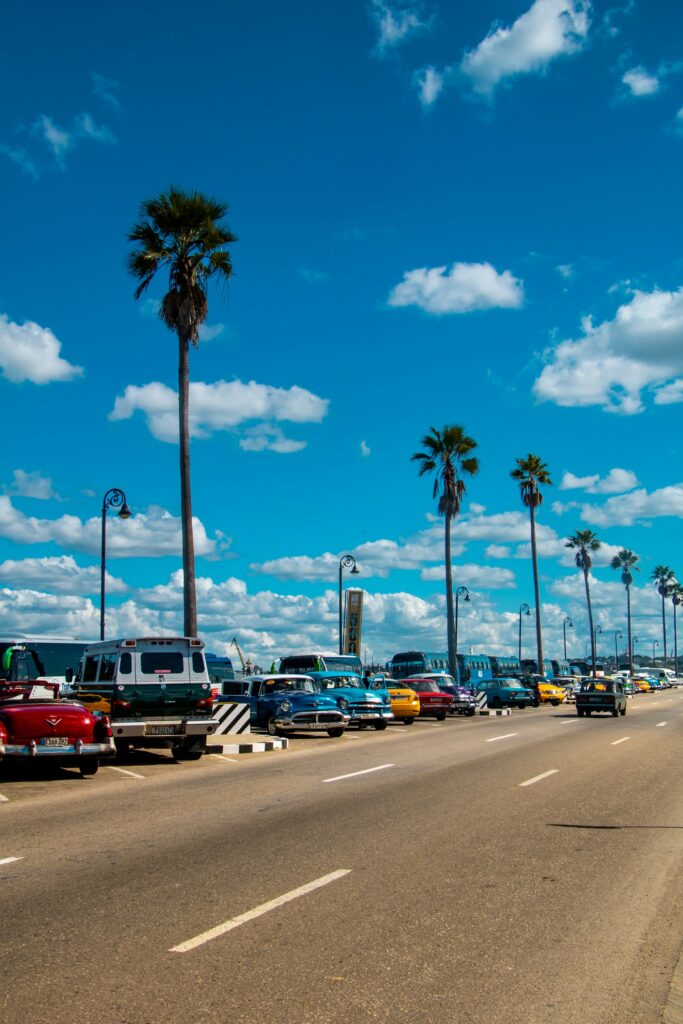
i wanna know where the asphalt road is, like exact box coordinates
[2,694,683,1024]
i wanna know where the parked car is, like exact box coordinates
[0,679,114,776]
[370,676,420,724]
[219,674,349,736]
[403,677,454,720]
[309,672,393,729]
[477,677,534,709]
[415,673,478,716]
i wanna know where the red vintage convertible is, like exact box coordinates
[403,676,454,720]
[0,679,115,776]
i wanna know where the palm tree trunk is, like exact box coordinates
[178,331,197,637]
[661,594,667,668]
[674,602,678,675]
[626,583,633,676]
[529,504,544,675]
[584,565,596,676]
[444,516,456,679]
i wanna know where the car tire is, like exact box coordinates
[374,720,388,731]
[266,716,282,737]
[403,717,415,725]
[173,738,206,760]
[435,711,447,721]
[79,760,98,777]
[327,728,344,738]
[577,709,584,717]
[612,708,619,717]
[620,706,627,716]
[518,702,527,710]
[490,697,503,709]
[114,738,130,758]
[585,710,592,716]
[467,708,476,716]
[551,700,561,706]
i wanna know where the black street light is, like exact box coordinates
[652,639,660,664]
[563,616,573,660]
[454,586,470,664]
[613,630,623,669]
[338,554,359,655]
[593,624,602,666]
[518,603,530,662]
[100,488,131,641]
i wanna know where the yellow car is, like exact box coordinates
[538,681,566,706]
[375,677,420,724]
[632,675,651,692]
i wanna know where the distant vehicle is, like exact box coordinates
[0,679,114,775]
[70,637,217,759]
[640,667,677,686]
[279,651,363,677]
[551,659,571,677]
[388,651,450,680]
[308,671,393,729]
[0,636,91,693]
[520,658,554,677]
[403,677,453,720]
[576,679,627,717]
[418,673,477,716]
[218,674,348,737]
[489,656,522,678]
[205,653,235,698]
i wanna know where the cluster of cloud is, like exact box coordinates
[109,379,329,448]
[387,261,524,314]
[369,1,432,56]
[0,555,127,596]
[6,469,62,501]
[553,484,683,528]
[534,286,683,414]
[0,314,82,385]
[620,59,683,100]
[559,467,639,494]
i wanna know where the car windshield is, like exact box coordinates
[262,678,316,694]
[407,679,440,692]
[316,676,363,689]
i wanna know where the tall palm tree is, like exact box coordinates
[412,426,479,679]
[610,549,639,676]
[652,565,675,668]
[128,188,236,637]
[566,530,601,677]
[511,454,552,676]
[671,582,683,675]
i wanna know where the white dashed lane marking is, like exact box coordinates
[486,733,518,743]
[323,764,395,783]
[611,737,631,746]
[208,754,239,763]
[519,770,558,788]
[0,856,22,866]
[655,722,668,728]
[170,869,352,953]
[0,793,9,803]
[106,765,146,779]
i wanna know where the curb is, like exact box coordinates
[479,708,513,716]
[207,737,289,754]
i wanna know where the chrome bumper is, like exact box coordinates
[0,738,115,758]
[275,713,349,732]
[110,718,216,738]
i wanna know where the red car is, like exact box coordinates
[0,680,115,776]
[403,676,454,720]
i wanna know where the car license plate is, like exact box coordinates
[356,713,377,719]
[42,737,69,746]
[146,725,176,735]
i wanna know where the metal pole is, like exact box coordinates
[338,555,358,655]
[338,561,343,655]
[99,502,107,641]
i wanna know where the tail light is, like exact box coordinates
[112,699,132,712]
[94,715,113,739]
[196,696,213,711]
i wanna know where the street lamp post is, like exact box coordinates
[563,616,573,660]
[593,624,602,667]
[652,639,659,664]
[518,603,530,663]
[613,631,623,670]
[100,488,131,641]
[454,586,470,664]
[338,554,359,655]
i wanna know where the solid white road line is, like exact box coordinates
[611,737,631,746]
[323,764,395,783]
[486,733,518,743]
[208,754,239,763]
[655,722,668,727]
[0,856,22,866]
[106,765,146,779]
[519,769,559,787]
[170,869,352,953]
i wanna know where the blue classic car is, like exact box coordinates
[305,672,393,729]
[217,675,349,737]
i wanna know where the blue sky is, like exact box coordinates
[1,0,683,666]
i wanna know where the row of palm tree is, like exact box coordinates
[413,425,679,678]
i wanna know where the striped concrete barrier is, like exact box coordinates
[207,701,289,754]
[211,701,251,736]
[476,690,488,715]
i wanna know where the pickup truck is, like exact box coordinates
[69,637,217,758]
[576,679,627,717]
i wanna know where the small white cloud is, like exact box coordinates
[239,425,307,454]
[76,112,116,144]
[460,0,591,96]
[0,144,38,179]
[414,66,447,107]
[560,468,639,494]
[388,261,524,314]
[92,73,121,111]
[556,263,574,279]
[622,66,659,97]
[419,563,516,588]
[33,111,115,169]
[0,314,82,385]
[7,470,61,501]
[197,322,224,341]
[370,1,431,55]
[361,440,371,457]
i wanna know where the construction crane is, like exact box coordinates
[231,636,253,676]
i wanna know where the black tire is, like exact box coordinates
[467,708,476,717]
[173,737,206,760]
[620,706,627,716]
[266,716,282,737]
[611,708,619,717]
[435,711,446,721]
[114,738,130,758]
[551,700,561,706]
[531,699,540,708]
[403,717,415,725]
[518,702,527,710]
[327,728,344,738]
[577,709,584,717]
[79,760,99,777]
[490,697,503,709]
[585,710,592,716]
[374,720,388,731]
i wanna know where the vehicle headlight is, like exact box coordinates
[280,700,292,712]
[338,697,349,711]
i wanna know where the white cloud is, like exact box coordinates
[34,112,115,167]
[559,468,639,494]
[197,323,224,342]
[388,261,524,314]
[0,314,82,384]
[110,378,329,445]
[621,66,659,97]
[361,440,371,457]
[419,563,516,588]
[0,144,38,179]
[414,66,446,107]
[7,469,61,501]
[0,496,229,559]
[370,1,431,55]
[560,484,683,527]
[460,0,591,96]
[238,425,307,454]
[91,73,121,112]
[556,263,574,279]
[0,556,127,596]
[534,286,683,414]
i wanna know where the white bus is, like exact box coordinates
[0,636,92,691]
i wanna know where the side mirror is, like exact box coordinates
[65,668,74,683]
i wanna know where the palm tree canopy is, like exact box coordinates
[411,425,479,519]
[652,564,676,597]
[127,187,237,345]
[610,548,639,586]
[566,529,601,571]
[671,582,683,606]
[510,453,552,509]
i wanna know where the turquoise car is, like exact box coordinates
[306,671,393,730]
[476,677,534,709]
